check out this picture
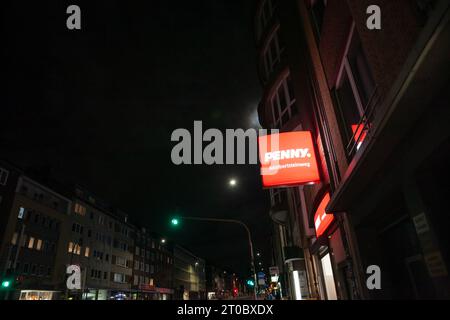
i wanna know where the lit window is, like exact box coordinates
[28,237,35,249]
[68,242,74,253]
[36,239,42,251]
[85,247,90,257]
[11,232,18,245]
[74,203,86,216]
[18,207,25,219]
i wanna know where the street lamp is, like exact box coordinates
[161,238,166,244]
[170,216,258,300]
[229,179,237,187]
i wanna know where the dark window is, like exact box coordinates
[347,35,375,107]
[336,72,361,135]
[311,0,326,40]
[412,0,436,25]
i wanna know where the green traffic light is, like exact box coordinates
[1,280,11,288]
[171,218,179,226]
[246,279,255,287]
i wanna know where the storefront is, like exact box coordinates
[310,192,339,300]
[19,290,60,300]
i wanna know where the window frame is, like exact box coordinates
[271,73,297,128]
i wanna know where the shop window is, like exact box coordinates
[320,253,338,300]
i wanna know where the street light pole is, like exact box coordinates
[180,216,258,300]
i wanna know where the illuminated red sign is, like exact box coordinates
[258,131,320,188]
[314,193,334,237]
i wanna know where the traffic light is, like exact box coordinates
[171,218,179,226]
[246,279,255,287]
[1,279,12,289]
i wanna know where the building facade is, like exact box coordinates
[173,245,206,300]
[132,228,174,300]
[0,164,206,300]
[255,0,450,299]
[0,173,71,300]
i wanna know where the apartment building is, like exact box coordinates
[254,0,450,299]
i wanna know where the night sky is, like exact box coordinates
[1,1,272,276]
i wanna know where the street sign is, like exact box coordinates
[269,266,279,276]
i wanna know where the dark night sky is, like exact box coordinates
[1,1,272,276]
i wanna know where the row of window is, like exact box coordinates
[67,241,89,257]
[16,262,52,277]
[18,207,60,230]
[133,275,153,286]
[74,202,119,231]
[90,269,108,280]
[19,182,67,212]
[12,233,56,252]
[113,239,129,252]
[72,223,113,246]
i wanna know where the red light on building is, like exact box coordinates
[351,124,367,149]
[258,131,320,188]
[314,193,334,237]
